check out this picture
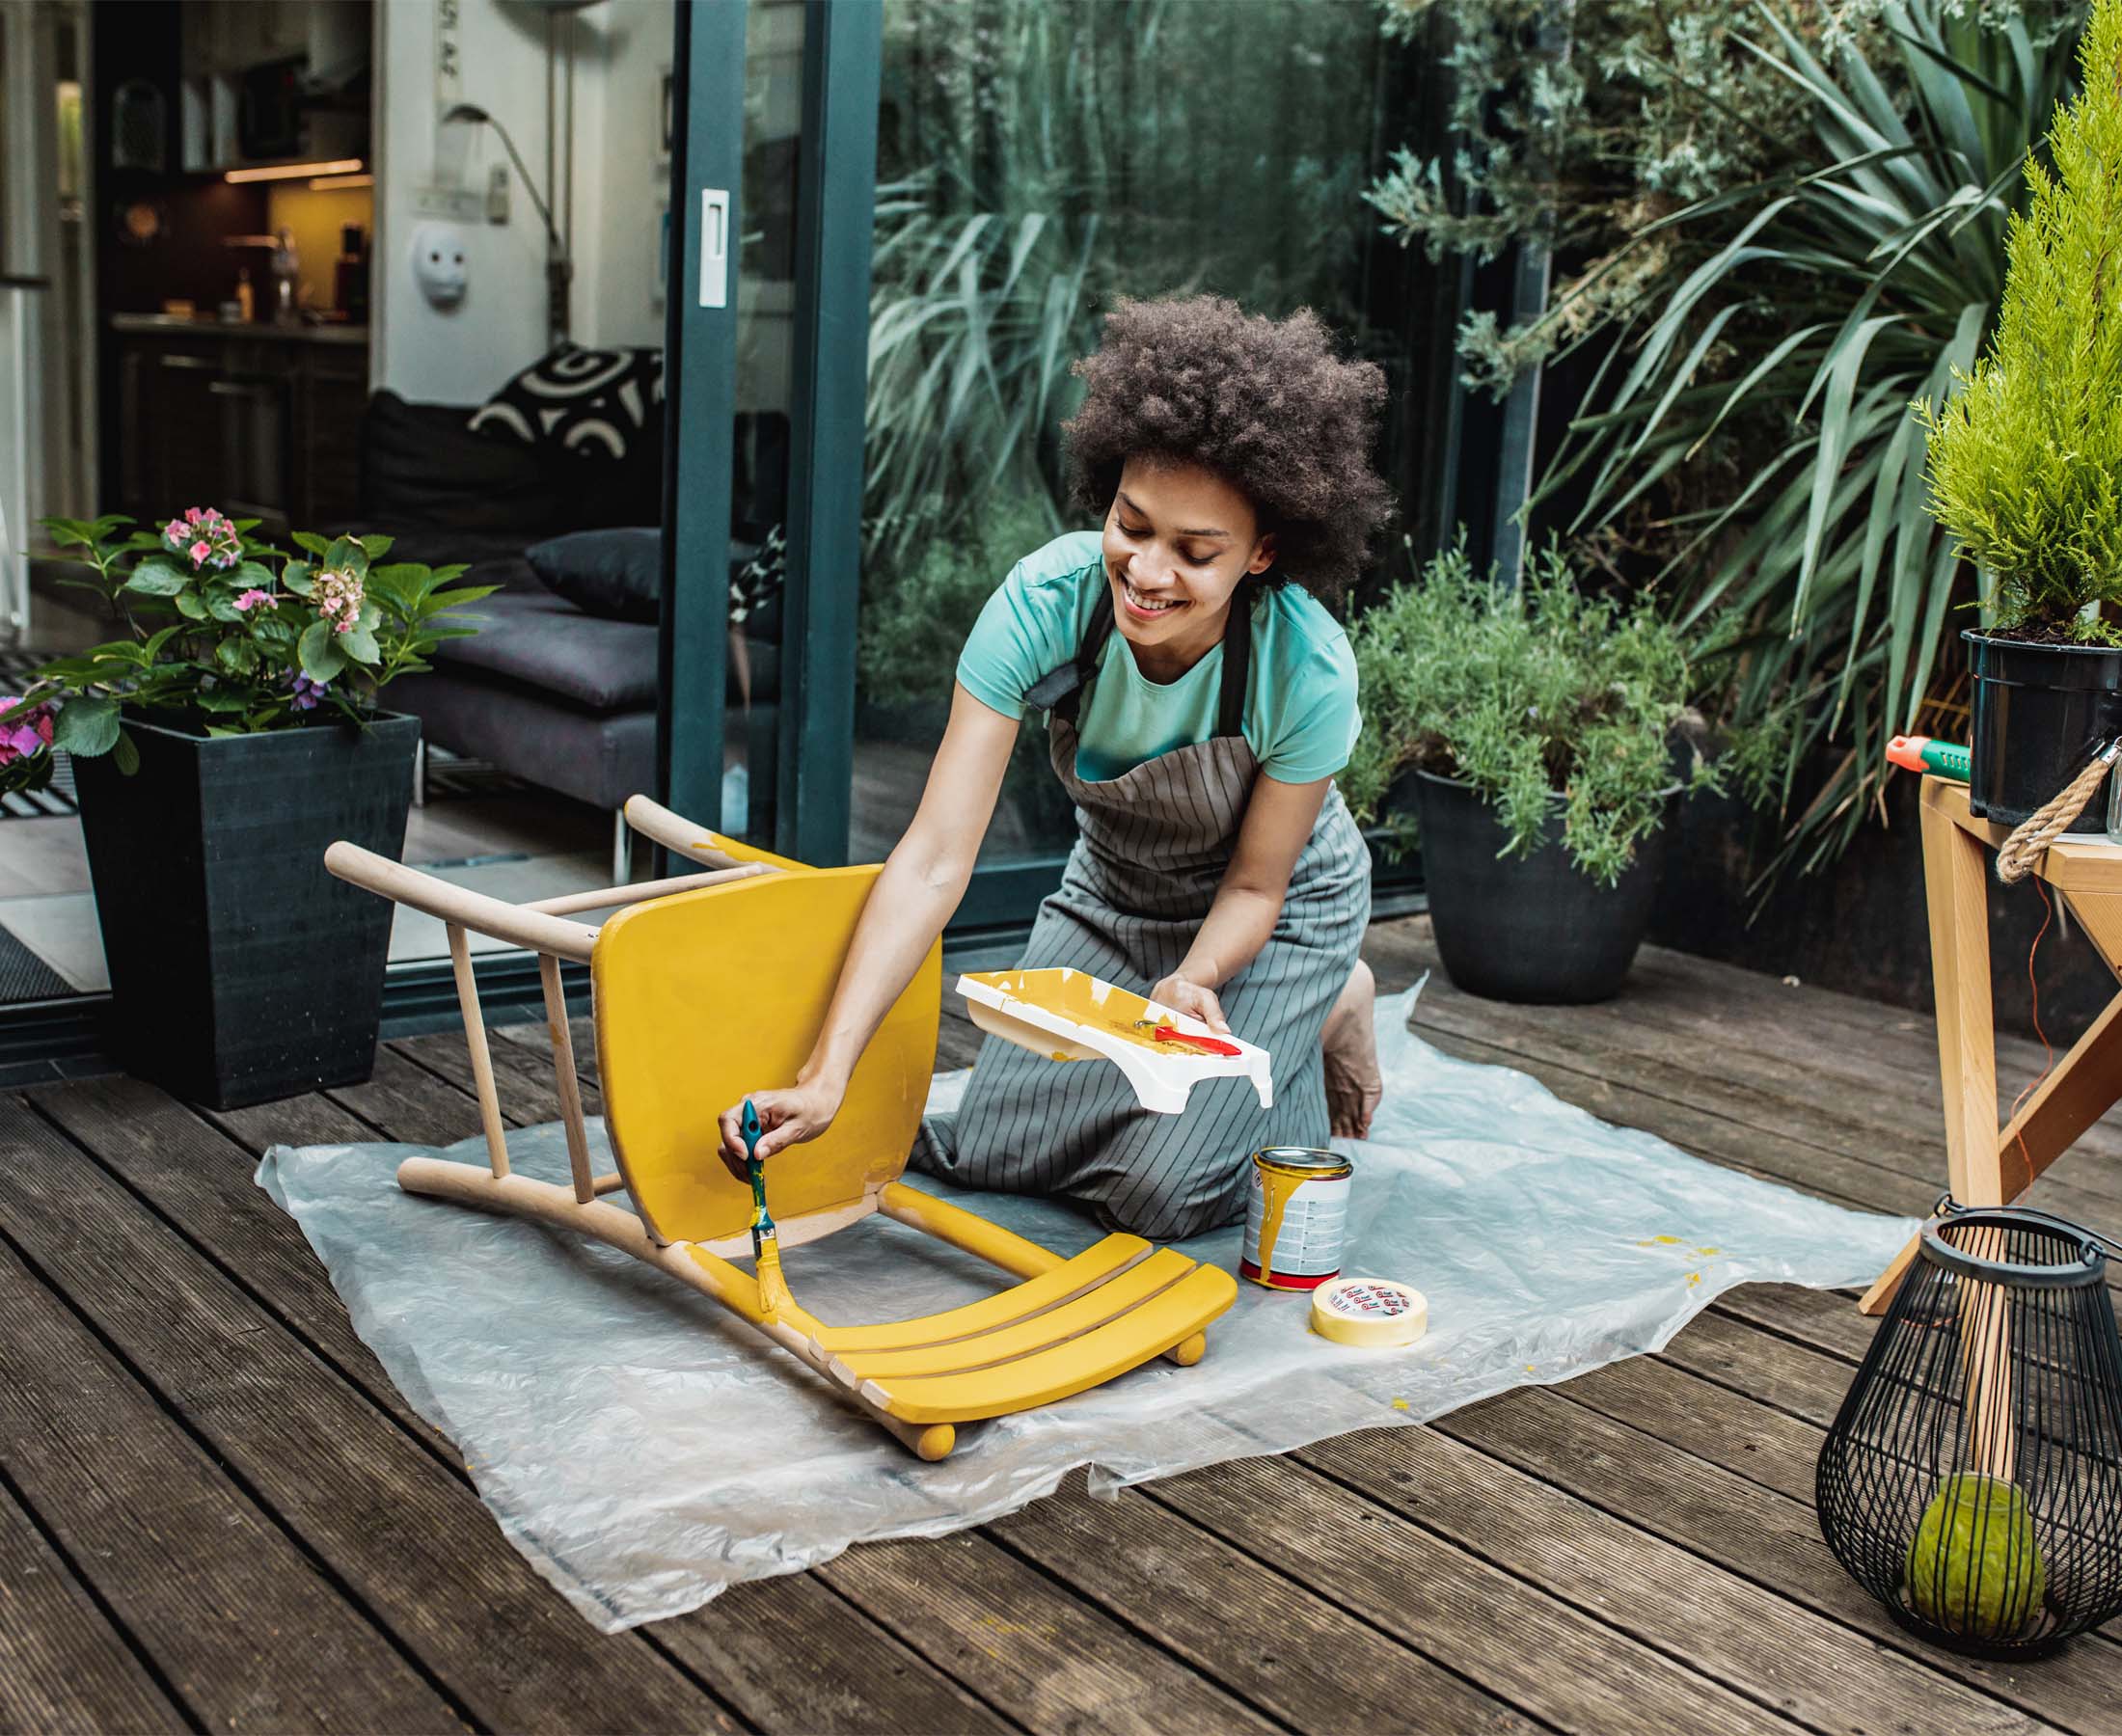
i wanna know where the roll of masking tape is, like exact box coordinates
[1311,1276,1428,1347]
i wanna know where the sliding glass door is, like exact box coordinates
[672,1,1455,923]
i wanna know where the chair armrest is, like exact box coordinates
[622,793,810,872]
[324,841,599,963]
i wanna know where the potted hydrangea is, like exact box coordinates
[0,507,490,1106]
[1341,535,1718,1003]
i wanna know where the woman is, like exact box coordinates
[719,295,1394,1239]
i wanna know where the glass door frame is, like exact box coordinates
[663,0,878,870]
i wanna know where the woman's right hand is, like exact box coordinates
[716,1077,846,1179]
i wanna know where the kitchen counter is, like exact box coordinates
[110,312,368,346]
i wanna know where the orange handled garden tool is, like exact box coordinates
[1886,735,1971,782]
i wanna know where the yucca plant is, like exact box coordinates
[1523,2,2082,876]
[1918,0,2122,639]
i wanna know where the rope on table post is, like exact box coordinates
[1996,739,2122,883]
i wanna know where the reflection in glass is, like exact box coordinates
[853,0,1440,868]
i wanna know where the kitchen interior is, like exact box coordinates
[0,0,664,1020]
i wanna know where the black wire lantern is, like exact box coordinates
[1816,1198,2122,1658]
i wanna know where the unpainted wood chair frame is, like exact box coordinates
[325,796,1236,1460]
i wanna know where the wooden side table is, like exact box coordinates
[1861,774,2122,1314]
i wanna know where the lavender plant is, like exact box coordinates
[0,507,492,796]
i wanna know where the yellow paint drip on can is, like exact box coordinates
[1240,1147,1351,1290]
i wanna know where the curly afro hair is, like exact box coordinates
[1062,295,1395,605]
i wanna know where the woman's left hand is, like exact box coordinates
[1148,972,1230,1035]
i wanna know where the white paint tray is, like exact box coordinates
[955,965,1273,1114]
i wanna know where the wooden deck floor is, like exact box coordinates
[4,917,2118,1735]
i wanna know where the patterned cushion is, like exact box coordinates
[469,344,665,459]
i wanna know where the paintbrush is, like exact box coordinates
[740,1099,791,1317]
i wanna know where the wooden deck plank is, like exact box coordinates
[0,1454,189,1736]
[989,1478,1538,1735]
[1293,1422,2058,1736]
[3,915,2099,1736]
[816,1530,1279,1736]
[0,1236,458,1732]
[0,1093,741,1735]
[1443,1387,2122,1731]
[46,1078,1004,1736]
[652,1574,1020,1736]
[34,1076,438,1446]
[1373,927,2122,1209]
[1152,1454,1802,1736]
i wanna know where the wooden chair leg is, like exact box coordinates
[539,954,595,1205]
[449,922,512,1180]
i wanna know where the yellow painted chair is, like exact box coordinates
[325,795,1238,1460]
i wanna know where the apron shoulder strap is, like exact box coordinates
[1216,583,1256,742]
[1023,583,1115,722]
[1022,575,1253,736]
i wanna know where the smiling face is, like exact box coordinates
[1101,458,1276,677]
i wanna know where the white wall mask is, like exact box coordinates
[411,223,468,308]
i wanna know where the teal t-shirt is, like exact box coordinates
[955,531,1360,784]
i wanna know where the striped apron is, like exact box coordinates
[912,583,1374,1239]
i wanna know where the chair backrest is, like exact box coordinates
[591,863,940,1245]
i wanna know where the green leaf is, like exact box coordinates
[352,533,394,561]
[204,588,247,622]
[110,730,141,776]
[174,590,210,620]
[298,618,347,683]
[51,695,121,756]
[122,556,192,596]
[194,687,252,713]
[291,531,332,557]
[340,623,380,665]
[230,559,275,591]
[283,560,314,596]
[142,625,184,661]
[323,536,366,577]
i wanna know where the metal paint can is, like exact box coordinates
[1239,1146,1352,1290]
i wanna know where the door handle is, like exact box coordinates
[699,188,728,311]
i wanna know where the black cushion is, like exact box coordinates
[527,528,662,624]
[359,391,557,533]
[468,345,666,529]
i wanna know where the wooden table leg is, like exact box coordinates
[1860,783,2000,1316]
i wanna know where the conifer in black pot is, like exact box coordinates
[1918,0,2122,829]
[0,508,492,1106]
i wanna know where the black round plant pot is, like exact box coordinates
[1964,629,2122,829]
[1410,768,1673,1005]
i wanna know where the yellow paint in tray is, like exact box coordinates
[962,967,1175,1052]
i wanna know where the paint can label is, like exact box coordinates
[1240,1167,1349,1288]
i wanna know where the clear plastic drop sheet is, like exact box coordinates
[258,987,1914,1632]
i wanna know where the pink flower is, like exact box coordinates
[313,566,365,636]
[233,587,275,612]
[162,505,242,570]
[0,696,54,767]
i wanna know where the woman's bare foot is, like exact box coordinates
[1321,959,1383,1138]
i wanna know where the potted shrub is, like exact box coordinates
[0,508,490,1107]
[1342,536,1717,1004]
[1918,0,2122,828]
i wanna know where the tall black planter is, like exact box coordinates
[1964,630,2122,829]
[72,713,420,1108]
[1411,769,1673,1004]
